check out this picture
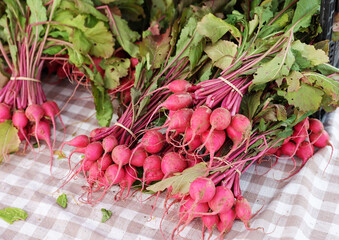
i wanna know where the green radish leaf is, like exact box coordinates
[57,193,68,208]
[67,47,86,67]
[0,207,28,224]
[27,0,47,37]
[291,40,329,66]
[108,13,140,57]
[71,29,92,55]
[316,63,339,75]
[291,0,320,32]
[204,40,238,70]
[0,121,20,163]
[146,162,207,195]
[278,83,324,112]
[240,91,262,119]
[285,71,303,92]
[101,208,112,223]
[197,13,241,43]
[252,43,295,86]
[43,45,66,55]
[101,57,130,90]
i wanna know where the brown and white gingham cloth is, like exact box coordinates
[0,80,338,240]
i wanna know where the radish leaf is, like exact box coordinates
[0,121,20,163]
[101,208,112,223]
[204,40,238,70]
[57,193,68,208]
[0,207,28,224]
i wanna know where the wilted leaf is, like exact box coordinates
[0,121,20,163]
[0,207,28,224]
[101,208,112,223]
[57,193,68,208]
[204,40,238,70]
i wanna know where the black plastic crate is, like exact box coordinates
[319,0,339,67]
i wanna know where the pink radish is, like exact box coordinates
[296,141,314,163]
[111,145,132,183]
[310,130,331,148]
[81,158,95,171]
[208,186,235,213]
[168,79,194,93]
[210,107,231,130]
[130,147,148,167]
[294,117,309,132]
[0,103,11,122]
[231,114,251,134]
[145,169,164,184]
[179,197,210,221]
[217,208,236,236]
[130,58,139,68]
[141,130,165,154]
[90,127,109,138]
[280,141,296,157]
[309,118,324,134]
[98,153,113,171]
[291,126,308,145]
[104,164,126,185]
[88,162,104,183]
[85,142,104,161]
[117,165,137,200]
[143,155,162,172]
[235,196,252,227]
[186,155,203,167]
[42,101,64,148]
[190,106,212,135]
[166,108,193,138]
[12,110,30,144]
[60,135,90,151]
[183,127,203,152]
[25,104,45,147]
[189,177,216,203]
[102,135,118,153]
[201,129,226,168]
[162,92,193,111]
[161,152,188,177]
[202,214,219,237]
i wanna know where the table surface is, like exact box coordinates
[0,80,338,240]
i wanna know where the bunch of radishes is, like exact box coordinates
[272,117,332,179]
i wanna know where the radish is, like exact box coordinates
[166,108,193,139]
[111,145,132,183]
[217,208,236,236]
[162,92,193,111]
[210,107,231,131]
[296,141,314,163]
[208,186,235,213]
[291,126,308,145]
[143,155,162,172]
[201,129,226,168]
[85,142,104,161]
[42,101,64,148]
[102,135,118,153]
[179,197,210,221]
[117,165,137,200]
[226,114,251,154]
[190,106,212,135]
[235,196,252,227]
[0,103,11,122]
[294,117,309,132]
[309,118,324,134]
[88,162,104,183]
[81,158,95,171]
[12,110,29,142]
[104,164,126,185]
[141,130,165,154]
[183,127,203,152]
[201,214,219,238]
[280,141,296,157]
[90,127,110,138]
[98,153,113,171]
[130,147,148,167]
[25,104,45,147]
[310,130,331,148]
[189,177,216,203]
[130,58,139,68]
[145,169,164,184]
[161,152,188,177]
[60,135,90,151]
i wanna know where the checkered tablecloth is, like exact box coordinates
[0,80,338,240]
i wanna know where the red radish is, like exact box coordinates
[189,177,216,203]
[102,135,118,153]
[60,135,90,151]
[145,169,164,184]
[217,208,236,235]
[310,130,331,148]
[201,129,226,169]
[143,155,162,172]
[104,164,126,185]
[85,142,104,161]
[141,130,165,154]
[280,141,296,157]
[31,120,53,170]
[190,106,212,135]
[265,146,279,155]
[166,108,193,137]
[167,79,193,93]
[97,153,113,171]
[183,127,203,152]
[179,197,210,221]
[117,165,137,200]
[81,158,95,171]
[186,155,203,167]
[130,58,139,68]
[90,127,109,138]
[235,196,252,227]
[309,118,324,134]
[42,101,64,148]
[130,147,148,167]
[25,104,45,146]
[210,107,231,130]
[208,186,234,213]
[202,214,219,237]
[88,162,104,183]
[12,110,28,129]
[111,145,132,183]
[230,114,251,134]
[296,141,314,163]
[291,126,308,145]
[161,152,188,177]
[17,127,28,141]
[294,117,309,132]
[162,92,193,111]
[0,103,11,121]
